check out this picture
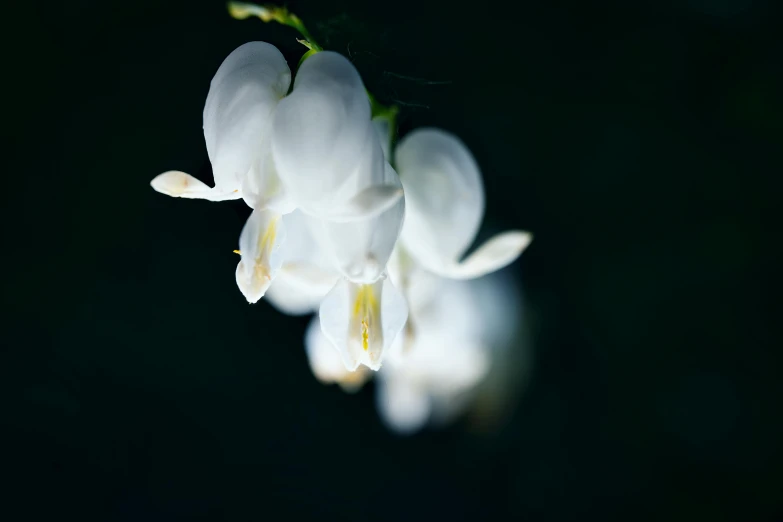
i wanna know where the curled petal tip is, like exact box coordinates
[437,230,534,280]
[150,170,241,201]
[150,170,197,196]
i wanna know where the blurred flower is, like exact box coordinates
[376,271,520,434]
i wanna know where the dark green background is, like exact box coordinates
[4,0,781,520]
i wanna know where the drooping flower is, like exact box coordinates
[234,50,406,304]
[151,42,291,203]
[394,128,533,279]
[152,44,404,306]
[268,51,408,371]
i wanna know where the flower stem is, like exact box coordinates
[228,2,323,51]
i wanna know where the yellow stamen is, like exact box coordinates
[233,249,241,255]
[361,319,369,351]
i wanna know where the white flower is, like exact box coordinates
[151,42,291,203]
[152,44,406,307]
[394,128,533,279]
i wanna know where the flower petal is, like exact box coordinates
[235,208,286,303]
[314,162,405,283]
[150,171,242,201]
[240,139,293,213]
[204,42,291,192]
[272,51,383,216]
[395,128,485,268]
[262,210,339,314]
[437,231,532,279]
[305,316,371,393]
[313,184,403,223]
[319,276,408,371]
[263,269,327,315]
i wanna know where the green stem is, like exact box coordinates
[228,2,322,51]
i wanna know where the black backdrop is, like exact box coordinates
[4,0,781,520]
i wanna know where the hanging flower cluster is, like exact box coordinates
[151,3,532,433]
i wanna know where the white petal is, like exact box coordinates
[240,139,293,213]
[262,210,339,314]
[375,377,431,435]
[305,316,371,392]
[432,231,533,280]
[150,171,242,201]
[319,276,408,371]
[395,128,485,267]
[313,184,403,223]
[235,209,286,303]
[264,263,338,315]
[263,270,326,316]
[204,42,291,192]
[315,162,405,283]
[272,52,382,215]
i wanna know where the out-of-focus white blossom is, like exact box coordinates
[376,267,522,435]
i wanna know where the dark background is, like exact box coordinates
[4,0,781,520]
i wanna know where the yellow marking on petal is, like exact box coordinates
[352,285,379,352]
[257,216,279,258]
